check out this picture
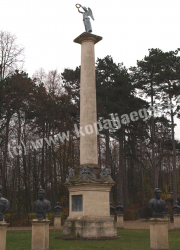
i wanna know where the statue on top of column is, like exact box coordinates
[76,4,94,33]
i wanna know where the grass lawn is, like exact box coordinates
[6,229,180,250]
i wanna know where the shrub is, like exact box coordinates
[5,214,30,226]
[28,213,36,221]
[47,213,55,222]
[5,213,53,226]
[4,208,69,226]
[124,210,138,221]
[161,193,167,200]
[60,207,69,224]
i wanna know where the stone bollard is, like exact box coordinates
[116,202,124,229]
[0,221,10,250]
[54,202,62,231]
[116,214,124,229]
[173,201,180,229]
[149,218,169,250]
[31,219,51,250]
[173,214,180,230]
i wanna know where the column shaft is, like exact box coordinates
[80,39,98,165]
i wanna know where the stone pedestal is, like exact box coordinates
[54,215,62,231]
[173,214,180,229]
[31,219,50,250]
[117,214,124,229]
[164,214,170,230]
[0,221,9,250]
[149,218,169,250]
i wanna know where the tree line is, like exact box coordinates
[0,31,180,213]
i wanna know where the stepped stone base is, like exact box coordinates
[63,216,116,238]
[64,163,117,238]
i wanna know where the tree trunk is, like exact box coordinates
[150,87,157,190]
[119,134,123,204]
[140,137,145,203]
[17,111,21,215]
[41,126,45,189]
[12,162,18,213]
[98,135,101,168]
[170,107,177,203]
[2,116,10,195]
[106,129,109,167]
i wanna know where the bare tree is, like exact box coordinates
[32,68,63,95]
[0,30,24,79]
[46,69,63,96]
[32,68,47,86]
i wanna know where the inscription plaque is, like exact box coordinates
[72,195,83,212]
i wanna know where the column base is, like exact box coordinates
[149,218,169,250]
[63,216,116,238]
[31,219,50,250]
[64,165,117,238]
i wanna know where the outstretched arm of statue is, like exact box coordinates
[78,9,83,14]
[81,6,87,12]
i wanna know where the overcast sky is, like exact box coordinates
[1,0,180,138]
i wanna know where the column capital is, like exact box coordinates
[74,32,102,45]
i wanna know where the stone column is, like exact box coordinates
[54,215,62,231]
[74,33,102,173]
[0,222,9,250]
[31,219,50,250]
[174,214,180,229]
[149,218,169,250]
[63,33,117,239]
[117,214,124,229]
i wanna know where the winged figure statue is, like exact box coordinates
[76,4,94,33]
